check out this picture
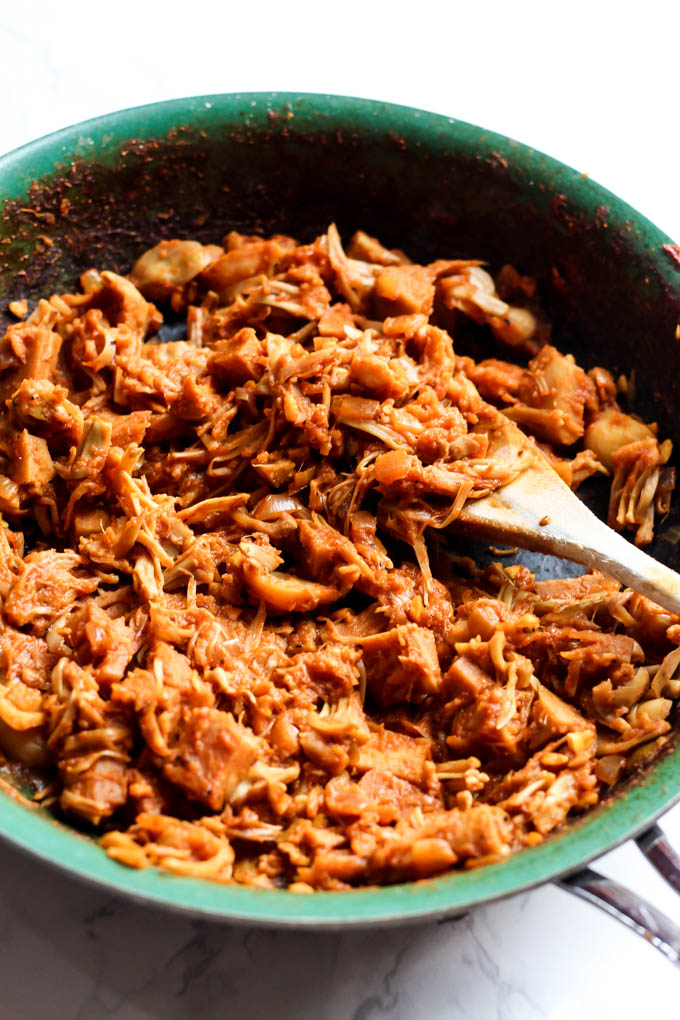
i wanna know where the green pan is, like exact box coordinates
[1,93,680,953]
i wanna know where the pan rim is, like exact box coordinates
[1,90,679,926]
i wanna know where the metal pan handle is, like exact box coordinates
[557,824,680,968]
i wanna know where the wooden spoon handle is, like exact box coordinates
[558,514,680,616]
[458,463,680,616]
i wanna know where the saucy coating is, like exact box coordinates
[0,225,677,890]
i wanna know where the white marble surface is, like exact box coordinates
[1,4,680,1017]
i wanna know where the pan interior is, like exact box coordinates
[1,92,679,924]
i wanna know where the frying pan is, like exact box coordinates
[1,92,680,954]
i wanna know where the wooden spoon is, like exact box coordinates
[455,420,680,616]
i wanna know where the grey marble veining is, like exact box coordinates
[0,829,678,1020]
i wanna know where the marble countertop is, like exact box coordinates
[1,5,680,1017]
[1,828,679,1020]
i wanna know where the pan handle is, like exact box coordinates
[636,823,680,895]
[557,824,680,969]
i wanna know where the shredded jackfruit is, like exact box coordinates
[0,225,675,890]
